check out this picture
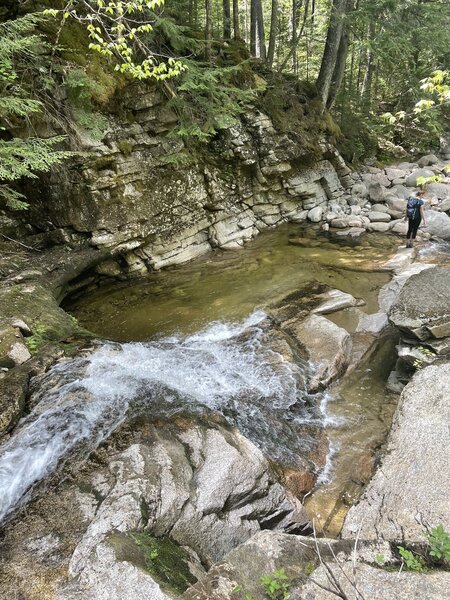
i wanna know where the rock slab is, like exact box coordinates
[342,364,450,542]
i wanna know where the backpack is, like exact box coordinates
[406,196,420,219]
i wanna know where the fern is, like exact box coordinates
[169,60,257,141]
[0,13,70,210]
[0,97,42,117]
[64,68,109,139]
[150,17,203,53]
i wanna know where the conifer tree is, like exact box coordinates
[0,14,70,209]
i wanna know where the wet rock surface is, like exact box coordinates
[288,315,352,392]
[342,363,450,542]
[1,115,450,599]
[0,422,307,600]
[389,267,450,342]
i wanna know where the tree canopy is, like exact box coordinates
[0,0,449,209]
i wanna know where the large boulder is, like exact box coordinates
[183,531,395,600]
[301,562,450,600]
[417,154,439,167]
[389,266,450,340]
[386,196,406,213]
[378,263,434,313]
[367,211,391,222]
[55,425,306,599]
[391,184,410,199]
[439,132,450,156]
[423,209,450,239]
[308,206,323,222]
[405,168,434,187]
[288,315,352,392]
[385,167,407,181]
[351,182,368,199]
[366,222,391,233]
[183,530,450,600]
[342,364,450,542]
[368,181,387,203]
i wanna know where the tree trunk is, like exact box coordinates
[223,0,231,39]
[189,0,194,28]
[280,0,309,72]
[193,0,198,29]
[233,0,241,38]
[327,27,349,109]
[267,0,278,67]
[205,0,213,60]
[361,20,375,108]
[316,0,349,108]
[250,0,257,55]
[292,0,298,73]
[256,0,266,59]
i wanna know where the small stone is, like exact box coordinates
[312,289,362,315]
[367,211,391,222]
[7,342,31,366]
[11,319,32,337]
[417,154,439,167]
[307,206,323,222]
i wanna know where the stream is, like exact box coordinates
[1,225,442,534]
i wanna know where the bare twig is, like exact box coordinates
[0,233,41,252]
[309,519,368,600]
[352,521,363,586]
[309,577,346,598]
[311,520,350,600]
[324,538,366,600]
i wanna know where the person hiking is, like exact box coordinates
[404,190,427,248]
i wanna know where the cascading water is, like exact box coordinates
[0,310,322,525]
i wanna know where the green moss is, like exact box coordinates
[117,140,135,156]
[254,73,324,160]
[160,151,197,166]
[58,21,123,105]
[91,156,115,171]
[109,532,197,594]
[323,110,342,142]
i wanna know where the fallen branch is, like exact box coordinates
[0,233,41,252]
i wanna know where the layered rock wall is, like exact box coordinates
[31,84,352,277]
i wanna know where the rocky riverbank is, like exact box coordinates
[1,94,450,597]
[1,233,449,599]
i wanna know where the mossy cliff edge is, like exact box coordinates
[0,67,350,437]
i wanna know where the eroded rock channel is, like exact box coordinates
[2,224,449,599]
[0,225,447,600]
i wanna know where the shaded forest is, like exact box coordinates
[1,0,450,210]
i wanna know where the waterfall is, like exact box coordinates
[0,311,317,524]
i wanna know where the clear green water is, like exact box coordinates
[66,224,397,341]
[65,224,403,536]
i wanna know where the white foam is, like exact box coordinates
[316,441,339,485]
[0,311,307,523]
[319,392,346,428]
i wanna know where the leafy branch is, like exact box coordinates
[44,0,186,81]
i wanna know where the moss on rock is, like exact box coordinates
[109,532,198,595]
